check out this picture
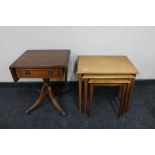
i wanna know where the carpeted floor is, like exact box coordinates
[0,81,155,129]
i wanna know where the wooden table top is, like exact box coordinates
[10,50,70,69]
[77,55,139,74]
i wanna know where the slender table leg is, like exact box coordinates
[64,67,68,83]
[57,67,70,95]
[121,81,131,115]
[125,78,135,112]
[88,83,94,116]
[78,74,82,112]
[47,86,66,116]
[84,78,88,115]
[25,84,46,114]
[118,84,127,117]
[25,78,66,116]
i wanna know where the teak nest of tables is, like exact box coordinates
[77,56,139,117]
[10,49,70,116]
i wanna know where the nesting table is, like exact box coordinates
[10,50,70,116]
[77,56,138,117]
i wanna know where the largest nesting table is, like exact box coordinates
[77,56,139,117]
[10,49,70,116]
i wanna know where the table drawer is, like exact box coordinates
[16,69,64,78]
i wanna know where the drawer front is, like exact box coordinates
[16,69,64,78]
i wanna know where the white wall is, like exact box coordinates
[0,26,155,82]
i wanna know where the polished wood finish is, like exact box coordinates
[10,50,70,80]
[77,55,138,117]
[16,68,64,78]
[10,50,70,116]
[11,50,70,68]
[25,79,65,115]
[25,81,46,113]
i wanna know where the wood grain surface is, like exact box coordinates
[77,56,139,74]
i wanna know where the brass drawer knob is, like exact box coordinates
[48,70,53,76]
[25,71,31,75]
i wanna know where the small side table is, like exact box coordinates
[10,49,70,116]
[77,56,139,117]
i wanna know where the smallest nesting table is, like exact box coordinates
[77,56,139,117]
[10,50,70,116]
